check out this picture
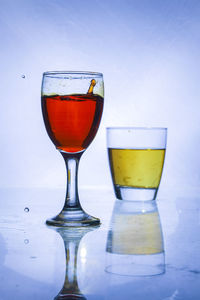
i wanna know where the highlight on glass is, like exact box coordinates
[41,71,104,226]
[107,127,167,201]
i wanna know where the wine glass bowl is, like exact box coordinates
[41,71,104,227]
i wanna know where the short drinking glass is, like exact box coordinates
[107,127,167,201]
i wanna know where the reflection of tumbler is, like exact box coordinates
[106,200,165,276]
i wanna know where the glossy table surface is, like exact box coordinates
[0,187,199,300]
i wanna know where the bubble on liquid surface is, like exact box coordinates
[24,239,29,244]
[21,75,25,78]
[24,207,29,212]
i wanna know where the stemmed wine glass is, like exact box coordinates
[41,71,104,227]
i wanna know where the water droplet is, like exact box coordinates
[24,239,29,244]
[24,207,29,212]
[21,75,25,78]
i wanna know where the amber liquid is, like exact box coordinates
[108,148,165,189]
[42,94,104,153]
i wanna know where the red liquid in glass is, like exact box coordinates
[41,94,104,153]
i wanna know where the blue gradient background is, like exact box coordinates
[0,0,200,194]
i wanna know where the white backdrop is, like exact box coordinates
[0,0,200,194]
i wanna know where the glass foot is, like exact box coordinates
[55,293,87,300]
[46,208,100,227]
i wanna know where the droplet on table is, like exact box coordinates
[21,75,25,78]
[24,207,29,212]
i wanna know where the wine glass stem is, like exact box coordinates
[61,151,83,211]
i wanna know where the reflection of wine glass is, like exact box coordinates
[106,200,165,276]
[41,72,104,226]
[53,227,97,300]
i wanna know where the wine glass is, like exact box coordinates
[41,71,104,227]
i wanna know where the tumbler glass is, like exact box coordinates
[107,127,167,201]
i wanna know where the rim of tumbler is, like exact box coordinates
[106,127,167,131]
[43,71,103,78]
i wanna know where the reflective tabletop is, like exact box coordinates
[0,188,199,299]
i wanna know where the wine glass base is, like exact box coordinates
[46,209,100,227]
[55,293,87,300]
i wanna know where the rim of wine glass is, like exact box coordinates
[106,127,167,131]
[43,71,103,78]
